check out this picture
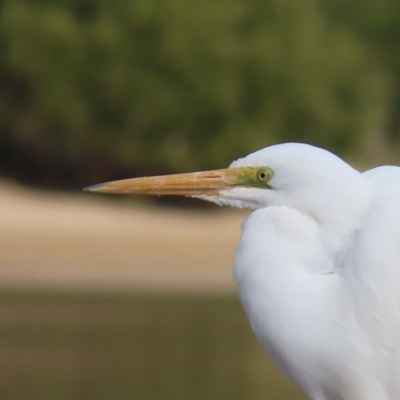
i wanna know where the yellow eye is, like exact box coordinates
[257,169,270,182]
[237,167,273,189]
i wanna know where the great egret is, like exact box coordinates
[85,143,400,400]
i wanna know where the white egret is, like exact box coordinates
[85,143,400,400]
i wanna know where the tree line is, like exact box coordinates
[0,0,399,188]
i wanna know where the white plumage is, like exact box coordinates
[232,144,400,400]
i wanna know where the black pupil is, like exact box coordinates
[259,171,266,180]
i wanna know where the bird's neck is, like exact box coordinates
[308,175,372,271]
[323,213,370,272]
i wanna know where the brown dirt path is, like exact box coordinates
[0,181,250,292]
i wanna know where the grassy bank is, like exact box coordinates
[0,290,306,400]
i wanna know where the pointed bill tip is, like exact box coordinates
[83,183,108,193]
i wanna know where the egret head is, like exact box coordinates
[216,143,370,215]
[85,143,370,225]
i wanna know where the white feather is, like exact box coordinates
[221,143,400,400]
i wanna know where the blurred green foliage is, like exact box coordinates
[0,0,398,186]
[0,291,307,400]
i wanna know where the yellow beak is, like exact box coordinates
[84,169,244,196]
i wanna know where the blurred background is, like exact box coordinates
[0,0,399,398]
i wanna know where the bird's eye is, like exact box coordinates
[257,169,270,181]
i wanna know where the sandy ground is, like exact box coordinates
[0,181,250,292]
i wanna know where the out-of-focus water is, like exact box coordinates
[0,291,306,400]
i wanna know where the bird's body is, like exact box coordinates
[86,143,400,400]
[235,198,397,400]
